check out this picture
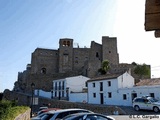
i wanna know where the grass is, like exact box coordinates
[0,100,30,120]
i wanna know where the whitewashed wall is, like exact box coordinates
[34,89,51,98]
[104,85,160,106]
[66,76,89,92]
[69,92,87,103]
[117,72,134,88]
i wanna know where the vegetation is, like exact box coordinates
[133,63,150,79]
[98,60,110,75]
[0,100,29,120]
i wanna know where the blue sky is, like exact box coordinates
[0,0,160,92]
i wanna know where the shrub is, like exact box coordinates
[0,100,29,120]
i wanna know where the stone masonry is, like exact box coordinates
[13,36,150,93]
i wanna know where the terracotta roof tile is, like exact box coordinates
[136,78,160,86]
[87,73,122,82]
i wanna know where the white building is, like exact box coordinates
[87,72,135,106]
[34,73,160,106]
[52,75,89,102]
[87,72,160,106]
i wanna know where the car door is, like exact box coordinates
[143,99,153,110]
[137,99,146,110]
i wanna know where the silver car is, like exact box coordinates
[62,113,115,120]
[133,96,160,112]
[31,108,93,120]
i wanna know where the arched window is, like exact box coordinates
[67,41,70,46]
[63,41,67,46]
[41,68,46,74]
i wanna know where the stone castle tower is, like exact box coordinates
[30,36,119,77]
[59,38,74,73]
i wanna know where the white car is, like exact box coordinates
[31,108,93,120]
[133,96,160,112]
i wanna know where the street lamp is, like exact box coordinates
[30,83,35,117]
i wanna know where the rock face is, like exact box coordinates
[145,0,160,37]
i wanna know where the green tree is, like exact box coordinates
[134,63,150,79]
[98,60,110,75]
[131,62,137,66]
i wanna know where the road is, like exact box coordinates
[111,106,160,120]
[118,106,159,115]
[112,115,160,120]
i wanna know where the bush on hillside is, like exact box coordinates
[0,100,29,120]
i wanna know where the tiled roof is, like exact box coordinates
[136,78,160,86]
[87,73,122,82]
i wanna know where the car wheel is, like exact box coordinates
[134,105,140,111]
[153,106,159,113]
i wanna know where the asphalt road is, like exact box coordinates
[111,106,160,120]
[118,106,160,115]
[112,115,160,120]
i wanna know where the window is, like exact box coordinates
[92,83,95,87]
[62,81,65,90]
[62,91,64,97]
[123,94,127,100]
[55,91,57,97]
[85,82,88,87]
[67,41,70,46]
[108,92,112,98]
[55,82,57,90]
[59,82,61,90]
[93,93,96,98]
[108,81,111,86]
[100,82,103,91]
[150,93,155,98]
[62,40,71,47]
[41,68,46,74]
[96,52,99,57]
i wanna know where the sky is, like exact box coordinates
[0,0,160,92]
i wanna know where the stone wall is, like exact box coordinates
[31,48,59,74]
[3,90,125,115]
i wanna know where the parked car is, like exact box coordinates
[62,113,115,120]
[31,108,93,120]
[38,106,48,111]
[132,96,160,112]
[37,108,61,115]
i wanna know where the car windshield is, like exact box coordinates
[148,97,159,102]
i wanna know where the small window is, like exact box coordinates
[85,82,88,87]
[108,81,111,86]
[108,92,112,98]
[92,83,95,87]
[67,41,70,46]
[41,68,46,74]
[55,91,57,97]
[62,91,64,97]
[96,52,99,57]
[55,82,57,90]
[93,93,96,98]
[100,82,103,91]
[150,93,155,98]
[123,94,127,100]
[63,41,67,46]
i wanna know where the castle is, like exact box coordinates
[13,36,149,93]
